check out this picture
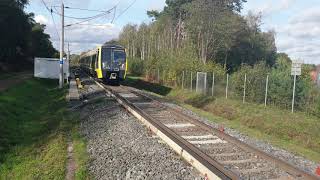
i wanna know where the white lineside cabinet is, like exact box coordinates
[34,57,69,79]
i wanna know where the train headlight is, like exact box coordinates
[120,63,125,70]
[102,62,110,70]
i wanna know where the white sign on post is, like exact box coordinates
[291,60,303,76]
[291,60,303,113]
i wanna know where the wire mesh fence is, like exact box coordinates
[145,68,319,115]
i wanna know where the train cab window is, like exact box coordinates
[114,50,126,70]
[114,50,126,63]
[101,48,111,69]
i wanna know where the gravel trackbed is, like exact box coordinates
[78,79,202,179]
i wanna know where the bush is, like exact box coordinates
[143,44,225,86]
[268,57,312,109]
[232,62,269,103]
[128,57,144,76]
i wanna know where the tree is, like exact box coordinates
[0,0,58,71]
[29,23,58,58]
[118,0,276,73]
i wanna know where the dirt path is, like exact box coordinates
[0,72,32,92]
[66,140,76,180]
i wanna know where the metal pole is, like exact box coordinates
[196,72,199,92]
[59,3,64,89]
[243,73,247,103]
[190,72,193,91]
[67,42,70,84]
[292,75,296,113]
[264,75,269,107]
[211,72,215,96]
[182,71,185,89]
[157,68,160,83]
[204,72,207,94]
[226,73,229,99]
[163,70,165,85]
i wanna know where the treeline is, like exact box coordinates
[118,0,276,73]
[115,0,320,115]
[0,0,58,72]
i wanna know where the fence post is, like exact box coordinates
[196,72,199,92]
[204,72,207,94]
[211,72,215,96]
[190,72,193,91]
[162,70,165,85]
[292,74,297,113]
[157,68,160,83]
[226,73,229,99]
[265,75,269,107]
[243,73,247,103]
[182,71,185,89]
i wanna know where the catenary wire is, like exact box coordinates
[114,0,137,22]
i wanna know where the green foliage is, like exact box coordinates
[118,1,276,72]
[128,57,145,76]
[30,23,58,58]
[0,0,57,71]
[269,57,312,109]
[232,62,269,103]
[231,56,315,112]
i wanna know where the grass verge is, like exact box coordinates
[0,78,89,179]
[123,76,320,163]
[72,126,89,180]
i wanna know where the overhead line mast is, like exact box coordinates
[59,3,64,89]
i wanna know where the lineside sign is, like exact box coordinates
[291,60,303,76]
[291,59,303,113]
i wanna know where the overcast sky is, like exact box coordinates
[27,0,320,64]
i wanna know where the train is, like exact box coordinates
[79,44,127,85]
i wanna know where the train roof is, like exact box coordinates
[80,44,125,58]
[101,44,124,49]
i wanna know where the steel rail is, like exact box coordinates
[128,88,319,180]
[92,80,240,180]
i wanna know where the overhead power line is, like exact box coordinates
[64,6,111,13]
[66,23,114,27]
[114,0,137,22]
[40,0,50,11]
[40,0,60,41]
[50,9,60,41]
[64,12,111,27]
[51,6,108,20]
[50,5,117,27]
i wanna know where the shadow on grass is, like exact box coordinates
[184,94,216,108]
[122,76,172,96]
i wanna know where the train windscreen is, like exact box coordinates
[101,48,111,69]
[114,50,126,65]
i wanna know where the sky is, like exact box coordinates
[26,0,320,64]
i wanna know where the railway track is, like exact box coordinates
[90,77,318,180]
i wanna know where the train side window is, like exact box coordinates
[91,55,95,69]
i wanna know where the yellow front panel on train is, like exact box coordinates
[96,69,103,79]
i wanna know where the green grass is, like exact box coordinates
[123,76,320,163]
[0,71,30,80]
[72,127,89,180]
[0,78,89,179]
